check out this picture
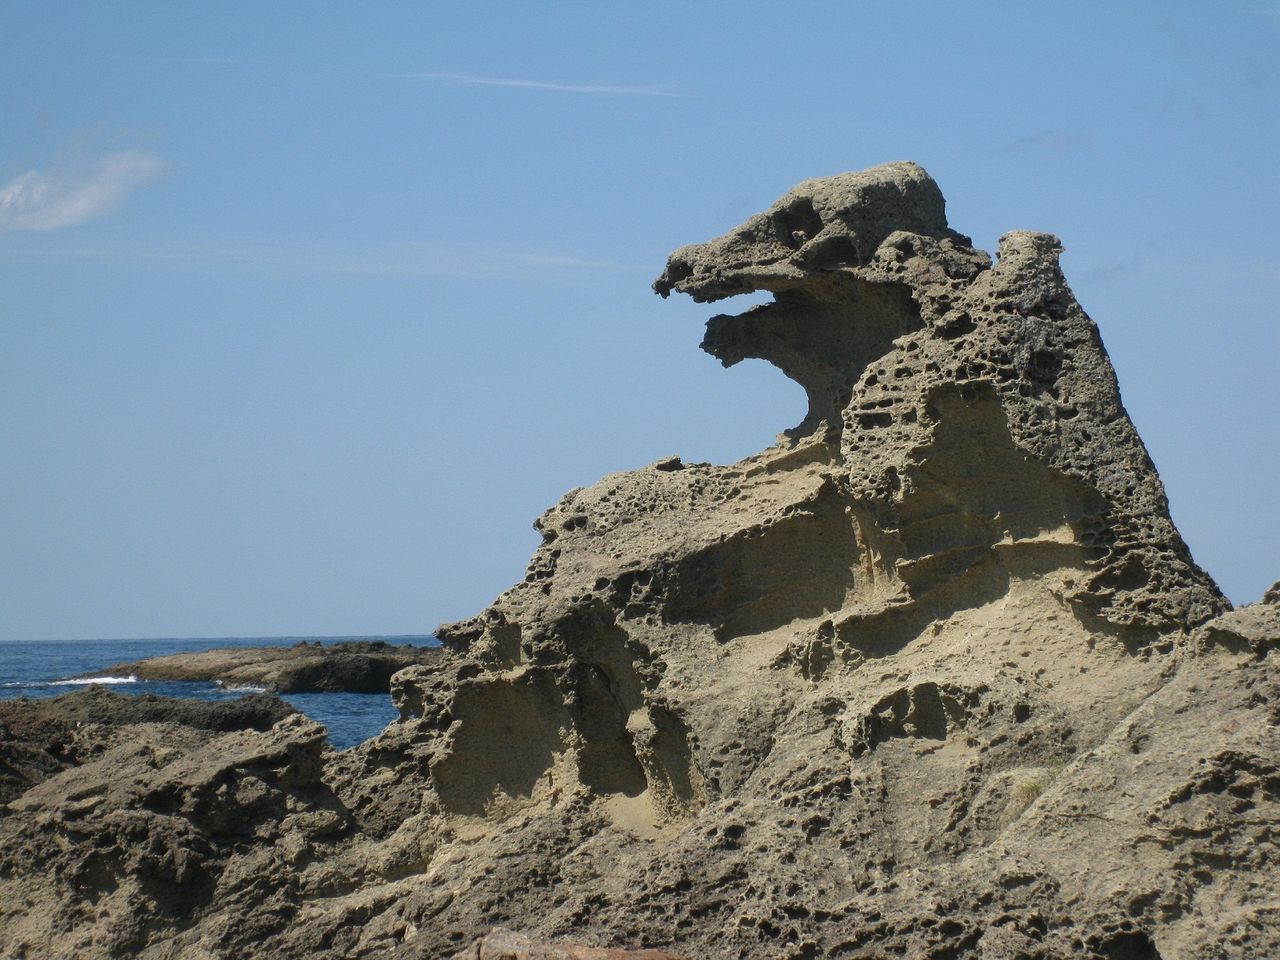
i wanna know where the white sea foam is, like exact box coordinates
[48,675,139,686]
[221,684,268,694]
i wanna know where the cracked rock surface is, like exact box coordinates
[2,163,1274,960]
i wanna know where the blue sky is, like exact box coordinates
[1,2,1276,641]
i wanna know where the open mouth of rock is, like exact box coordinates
[4,162,1274,960]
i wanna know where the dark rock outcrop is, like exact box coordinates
[0,709,352,958]
[20,683,297,730]
[89,639,441,693]
[0,687,297,805]
[0,702,73,805]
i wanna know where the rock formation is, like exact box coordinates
[1,163,1275,960]
[87,639,441,693]
[0,686,296,803]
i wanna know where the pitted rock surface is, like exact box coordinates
[654,161,1222,632]
[1,163,1274,960]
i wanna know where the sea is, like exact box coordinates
[0,635,439,750]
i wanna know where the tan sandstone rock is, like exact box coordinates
[1,163,1273,960]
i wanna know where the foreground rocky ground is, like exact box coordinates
[84,639,441,693]
[2,163,1275,959]
[0,686,297,804]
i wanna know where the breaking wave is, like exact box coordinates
[48,675,139,686]
[215,681,268,694]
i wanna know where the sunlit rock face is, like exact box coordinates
[4,165,1275,960]
[352,162,1248,958]
[655,161,1221,632]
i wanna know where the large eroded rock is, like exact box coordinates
[1,163,1273,960]
[325,163,1254,958]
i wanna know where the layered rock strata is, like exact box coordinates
[1,163,1274,960]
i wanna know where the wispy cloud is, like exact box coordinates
[1003,131,1093,157]
[0,152,166,233]
[407,71,689,98]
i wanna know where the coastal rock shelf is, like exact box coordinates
[84,639,441,693]
[2,163,1276,960]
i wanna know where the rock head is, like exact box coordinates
[2,163,1275,960]
[654,161,1221,631]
